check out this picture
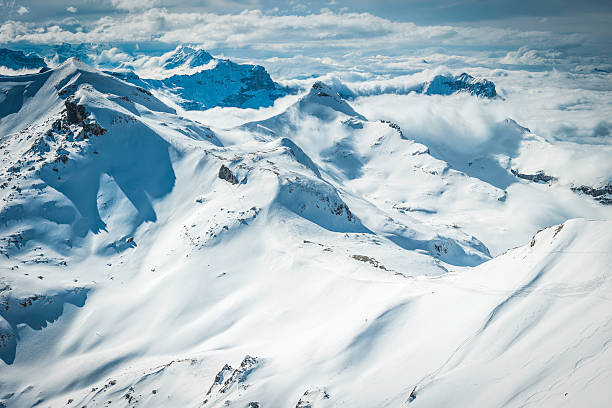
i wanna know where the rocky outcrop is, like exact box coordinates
[511,169,556,183]
[218,165,239,184]
[203,355,259,405]
[64,100,107,137]
[295,388,330,407]
[380,119,404,138]
[571,183,612,205]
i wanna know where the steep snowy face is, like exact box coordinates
[423,72,498,98]
[0,59,222,256]
[298,81,367,120]
[0,48,47,72]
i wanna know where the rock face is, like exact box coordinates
[64,99,107,137]
[203,356,260,405]
[0,48,47,71]
[218,165,239,184]
[423,73,497,98]
[571,183,612,204]
[511,169,556,183]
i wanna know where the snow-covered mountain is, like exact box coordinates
[1,44,289,111]
[152,59,288,110]
[161,46,215,69]
[0,57,611,408]
[107,45,290,110]
[422,72,498,98]
[0,48,47,72]
[333,72,499,99]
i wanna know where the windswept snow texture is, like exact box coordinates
[0,55,610,408]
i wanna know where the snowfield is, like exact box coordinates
[0,57,611,408]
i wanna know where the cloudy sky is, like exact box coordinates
[1,0,610,72]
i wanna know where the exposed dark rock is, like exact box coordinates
[64,100,87,126]
[218,165,238,184]
[203,356,259,405]
[351,254,388,271]
[511,169,556,183]
[296,388,330,408]
[64,100,107,137]
[332,202,353,221]
[571,183,612,205]
[408,386,417,402]
[379,119,404,138]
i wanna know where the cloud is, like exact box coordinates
[66,6,78,13]
[0,8,585,54]
[17,6,29,15]
[500,46,562,65]
[110,0,160,11]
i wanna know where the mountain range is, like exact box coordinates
[0,50,611,407]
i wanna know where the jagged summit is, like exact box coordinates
[156,58,287,110]
[298,81,366,120]
[162,46,214,69]
[423,72,498,98]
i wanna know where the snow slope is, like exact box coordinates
[0,61,610,408]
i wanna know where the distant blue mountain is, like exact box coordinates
[0,48,47,71]
[423,72,497,98]
[332,72,498,100]
[106,46,290,110]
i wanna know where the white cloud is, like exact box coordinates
[0,9,585,55]
[66,6,78,13]
[17,6,29,15]
[500,46,561,66]
[110,0,160,11]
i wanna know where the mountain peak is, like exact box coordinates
[299,81,366,120]
[424,72,498,98]
[163,46,214,69]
